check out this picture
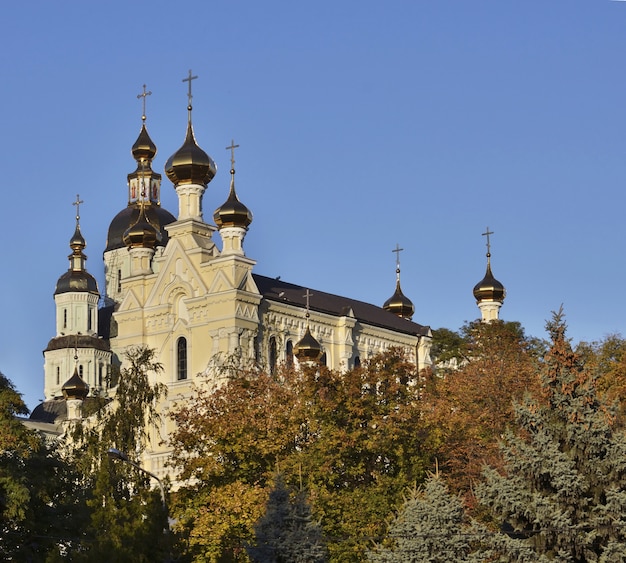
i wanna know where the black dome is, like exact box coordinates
[55,270,98,295]
[105,205,176,252]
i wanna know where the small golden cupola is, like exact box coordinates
[122,203,160,250]
[473,227,505,322]
[55,196,99,296]
[164,71,216,188]
[214,140,253,230]
[62,364,89,401]
[294,289,322,364]
[383,244,414,320]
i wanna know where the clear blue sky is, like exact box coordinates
[2,0,626,409]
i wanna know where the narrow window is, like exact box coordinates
[269,337,277,375]
[320,352,327,367]
[354,356,361,368]
[56,366,60,385]
[79,365,84,377]
[63,309,67,329]
[117,269,122,293]
[177,337,187,380]
[87,307,92,331]
[98,364,103,387]
[286,340,294,367]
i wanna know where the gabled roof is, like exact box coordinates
[252,274,430,337]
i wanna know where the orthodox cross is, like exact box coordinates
[482,227,494,255]
[303,289,313,317]
[137,84,152,122]
[73,194,83,224]
[392,243,404,269]
[182,69,198,106]
[226,139,240,169]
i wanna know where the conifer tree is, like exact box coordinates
[476,311,626,561]
[367,473,482,562]
[248,473,327,563]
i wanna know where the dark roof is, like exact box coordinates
[252,273,430,337]
[29,398,67,423]
[44,334,110,353]
[105,205,176,252]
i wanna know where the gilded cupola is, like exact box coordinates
[55,195,99,296]
[214,141,252,229]
[122,203,161,249]
[164,71,216,187]
[383,245,414,320]
[62,364,89,401]
[473,228,505,322]
[294,289,322,363]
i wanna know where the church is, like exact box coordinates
[29,75,505,478]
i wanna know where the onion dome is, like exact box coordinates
[294,326,322,363]
[473,255,505,303]
[383,269,415,320]
[122,204,161,249]
[62,366,89,400]
[165,120,216,187]
[131,123,157,162]
[55,205,99,295]
[214,167,252,229]
[106,206,174,252]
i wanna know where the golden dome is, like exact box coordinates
[473,257,505,303]
[131,123,157,162]
[122,205,161,249]
[69,224,86,252]
[383,277,415,320]
[164,121,216,187]
[294,326,322,363]
[214,169,253,229]
[62,366,89,400]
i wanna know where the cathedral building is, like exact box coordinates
[30,76,435,477]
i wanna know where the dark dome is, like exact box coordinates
[105,205,176,252]
[164,122,216,187]
[62,367,89,400]
[383,280,415,320]
[213,172,253,229]
[294,326,322,363]
[473,261,505,303]
[55,270,98,295]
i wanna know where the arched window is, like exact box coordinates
[177,337,187,380]
[117,269,122,293]
[56,366,60,385]
[87,306,92,331]
[286,340,294,367]
[79,365,84,378]
[269,336,277,375]
[98,364,103,387]
[63,309,67,329]
[354,356,361,368]
[320,352,327,367]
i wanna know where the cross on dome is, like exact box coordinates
[482,227,494,256]
[73,194,83,225]
[182,70,198,107]
[226,139,240,170]
[137,84,152,122]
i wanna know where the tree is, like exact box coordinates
[0,373,82,561]
[66,345,169,562]
[168,348,430,562]
[248,473,327,563]
[423,320,543,497]
[476,311,626,560]
[367,473,482,562]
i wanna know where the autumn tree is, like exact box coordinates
[168,348,429,563]
[476,312,626,560]
[423,320,544,497]
[0,372,83,560]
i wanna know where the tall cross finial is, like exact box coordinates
[303,289,313,319]
[482,227,494,256]
[73,194,84,225]
[392,243,404,269]
[226,139,240,170]
[182,69,198,108]
[137,84,152,122]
